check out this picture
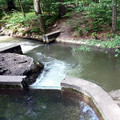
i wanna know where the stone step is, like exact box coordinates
[0,44,23,54]
[0,76,28,89]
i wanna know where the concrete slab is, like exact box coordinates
[42,30,61,43]
[0,44,23,54]
[0,76,28,89]
[61,77,120,120]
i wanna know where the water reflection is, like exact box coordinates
[0,90,99,120]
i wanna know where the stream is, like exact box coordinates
[0,36,120,120]
[0,36,120,91]
[0,36,119,92]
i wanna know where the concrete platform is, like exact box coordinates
[0,44,23,54]
[42,30,61,43]
[61,77,120,120]
[0,76,28,89]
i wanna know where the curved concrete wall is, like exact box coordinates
[61,77,120,120]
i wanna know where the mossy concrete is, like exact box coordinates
[61,77,120,120]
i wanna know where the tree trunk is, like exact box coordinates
[33,0,45,33]
[112,0,117,33]
[58,0,66,18]
[18,0,26,18]
[7,0,16,10]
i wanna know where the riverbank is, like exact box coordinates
[0,34,119,57]
[1,15,120,56]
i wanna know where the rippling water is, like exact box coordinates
[1,36,120,91]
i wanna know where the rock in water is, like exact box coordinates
[0,53,43,84]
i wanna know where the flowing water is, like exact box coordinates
[1,36,120,120]
[0,36,120,91]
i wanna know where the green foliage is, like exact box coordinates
[45,15,58,27]
[0,11,40,33]
[1,11,37,28]
[85,1,112,32]
[72,35,120,57]
[0,0,120,38]
[0,0,7,18]
[0,0,7,9]
[0,10,3,18]
[30,27,39,33]
[15,0,34,12]
[72,45,91,52]
[41,0,59,16]
[91,32,97,38]
[66,0,113,37]
[117,19,120,31]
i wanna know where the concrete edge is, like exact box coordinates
[0,44,23,54]
[0,75,28,89]
[61,77,120,120]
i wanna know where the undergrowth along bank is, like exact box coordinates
[72,35,120,57]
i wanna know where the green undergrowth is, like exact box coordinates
[72,35,120,57]
[65,1,120,38]
[0,11,58,34]
[1,11,36,27]
[0,11,39,33]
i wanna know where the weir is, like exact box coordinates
[0,76,28,89]
[0,44,23,54]
[61,77,120,120]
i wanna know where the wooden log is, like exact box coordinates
[0,44,23,54]
[42,30,61,43]
[0,76,28,89]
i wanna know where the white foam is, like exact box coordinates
[30,60,66,90]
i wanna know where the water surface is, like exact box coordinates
[0,90,99,120]
[0,36,120,91]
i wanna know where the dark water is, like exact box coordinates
[0,90,99,120]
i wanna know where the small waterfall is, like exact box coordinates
[30,55,66,89]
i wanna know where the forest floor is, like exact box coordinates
[49,12,114,42]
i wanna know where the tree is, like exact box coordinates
[33,0,45,33]
[58,0,66,18]
[7,0,16,10]
[112,0,117,33]
[18,0,26,18]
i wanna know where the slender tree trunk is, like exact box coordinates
[7,0,16,10]
[33,0,45,33]
[112,0,117,33]
[58,0,66,18]
[18,0,26,18]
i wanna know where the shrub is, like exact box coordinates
[85,1,112,32]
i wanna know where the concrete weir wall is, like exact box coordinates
[61,77,120,120]
[0,76,28,89]
[0,44,23,54]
